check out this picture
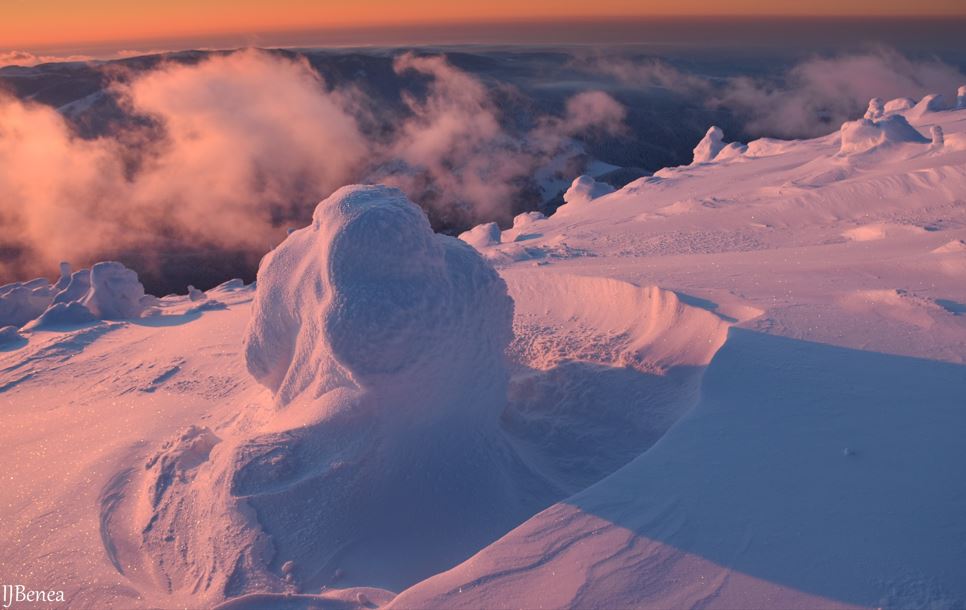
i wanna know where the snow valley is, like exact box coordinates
[2,58,966,610]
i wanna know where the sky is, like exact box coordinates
[3,0,965,52]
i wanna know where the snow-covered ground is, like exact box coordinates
[1,93,965,609]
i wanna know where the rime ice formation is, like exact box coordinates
[79,262,147,320]
[1,261,149,329]
[865,97,884,120]
[51,268,91,306]
[691,126,747,164]
[562,174,615,205]
[244,184,514,405]
[692,125,726,163]
[187,285,206,301]
[458,221,502,249]
[0,280,54,328]
[931,125,945,149]
[839,114,929,155]
[53,262,72,292]
[884,97,915,113]
[908,93,946,119]
[139,185,554,602]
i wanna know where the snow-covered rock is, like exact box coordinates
[864,97,884,120]
[187,285,206,301]
[51,268,91,305]
[28,301,97,329]
[0,281,54,328]
[458,221,501,249]
[245,184,514,405]
[562,175,614,206]
[883,97,915,114]
[53,262,72,292]
[692,126,726,163]
[80,262,147,320]
[908,93,946,119]
[838,115,929,155]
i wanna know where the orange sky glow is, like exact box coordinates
[3,0,965,51]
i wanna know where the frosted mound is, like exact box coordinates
[692,126,746,164]
[80,262,147,320]
[245,184,513,405]
[562,175,614,206]
[0,261,148,330]
[692,126,726,164]
[140,185,553,600]
[839,115,929,155]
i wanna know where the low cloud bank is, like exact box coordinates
[584,48,965,138]
[0,49,623,286]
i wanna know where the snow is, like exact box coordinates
[2,92,966,609]
[864,96,884,119]
[838,114,929,154]
[884,96,915,113]
[560,174,615,208]
[907,92,947,119]
[691,125,726,163]
[458,221,501,250]
[80,262,147,320]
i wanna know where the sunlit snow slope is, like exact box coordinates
[1,93,965,610]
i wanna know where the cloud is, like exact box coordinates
[714,48,966,137]
[0,49,625,284]
[581,55,712,96]
[0,50,93,67]
[580,48,965,138]
[375,52,625,227]
[0,49,367,280]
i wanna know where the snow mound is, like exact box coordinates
[80,262,147,320]
[744,137,794,158]
[692,126,725,164]
[0,279,54,328]
[501,211,546,243]
[245,184,513,405]
[908,93,946,119]
[187,285,206,301]
[692,126,746,164]
[562,175,615,206]
[51,268,91,305]
[884,97,915,114]
[139,185,554,601]
[838,115,929,155]
[458,221,501,250]
[27,302,97,329]
[864,97,884,120]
